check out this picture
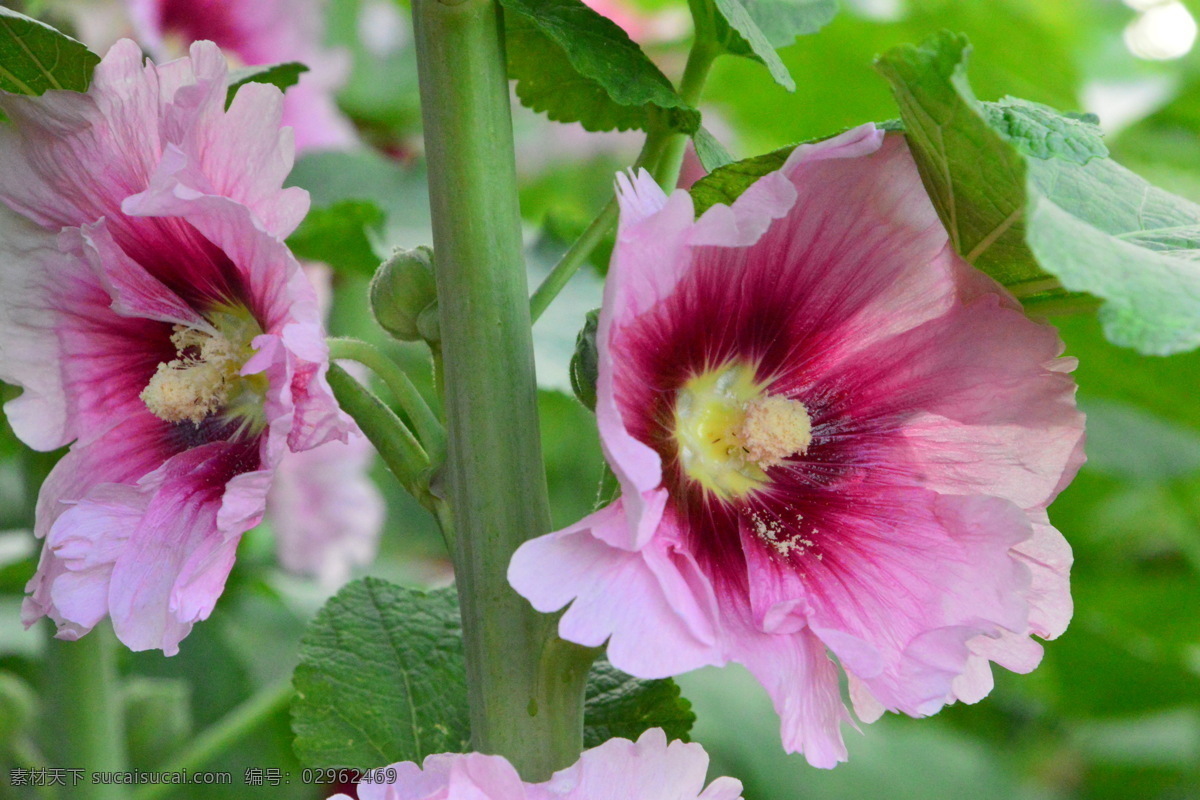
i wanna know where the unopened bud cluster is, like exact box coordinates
[370,246,440,342]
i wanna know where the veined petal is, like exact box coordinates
[511,124,1083,764]
[0,208,75,450]
[800,493,1032,716]
[734,626,852,769]
[124,0,358,155]
[537,728,740,800]
[0,39,161,230]
[508,502,723,678]
[341,729,741,800]
[267,432,384,586]
[4,39,348,653]
[108,442,257,654]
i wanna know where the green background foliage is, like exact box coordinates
[1,0,1200,798]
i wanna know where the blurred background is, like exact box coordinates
[1,0,1199,797]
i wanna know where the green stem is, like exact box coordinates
[527,39,717,321]
[131,680,294,800]
[10,738,58,800]
[529,199,618,323]
[45,626,126,800]
[325,363,434,508]
[328,337,447,463]
[650,42,717,190]
[412,0,590,779]
[1020,292,1102,317]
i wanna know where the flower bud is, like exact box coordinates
[570,308,600,411]
[370,246,438,342]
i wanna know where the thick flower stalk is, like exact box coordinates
[510,125,1086,766]
[328,729,742,800]
[0,40,352,654]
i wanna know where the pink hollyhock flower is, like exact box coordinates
[581,0,689,44]
[328,729,742,800]
[71,0,357,153]
[266,264,384,587]
[0,40,352,653]
[509,124,1085,767]
[267,434,382,586]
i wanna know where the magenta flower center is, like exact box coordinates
[672,362,812,500]
[140,308,266,432]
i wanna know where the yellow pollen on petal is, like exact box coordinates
[738,395,812,469]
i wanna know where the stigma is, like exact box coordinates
[673,363,812,499]
[141,326,238,425]
[739,395,812,469]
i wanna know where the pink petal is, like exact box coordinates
[267,432,384,586]
[536,728,742,800]
[509,502,723,678]
[76,218,213,330]
[0,39,161,230]
[107,443,255,654]
[884,296,1086,510]
[0,208,75,450]
[126,0,358,155]
[803,492,1032,717]
[46,485,145,631]
[733,626,852,769]
[1016,510,1073,640]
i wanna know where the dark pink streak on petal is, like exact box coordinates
[108,439,261,654]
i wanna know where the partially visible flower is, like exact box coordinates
[266,264,384,588]
[64,0,357,153]
[328,729,742,800]
[581,0,689,44]
[266,434,382,586]
[0,40,352,653]
[510,125,1085,766]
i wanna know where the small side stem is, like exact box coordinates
[45,625,126,800]
[1020,292,1103,317]
[529,199,619,323]
[131,679,294,800]
[325,364,433,507]
[527,39,717,320]
[1008,277,1064,299]
[328,337,447,463]
[650,43,717,190]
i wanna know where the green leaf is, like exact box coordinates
[500,0,699,133]
[225,62,309,109]
[286,200,386,277]
[291,579,470,770]
[689,120,902,215]
[1024,156,1200,354]
[0,8,99,95]
[692,125,735,173]
[980,98,1107,164]
[291,579,696,768]
[707,0,795,91]
[701,0,836,91]
[690,144,792,216]
[583,656,695,748]
[737,0,839,48]
[875,32,1041,286]
[877,31,1200,355]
